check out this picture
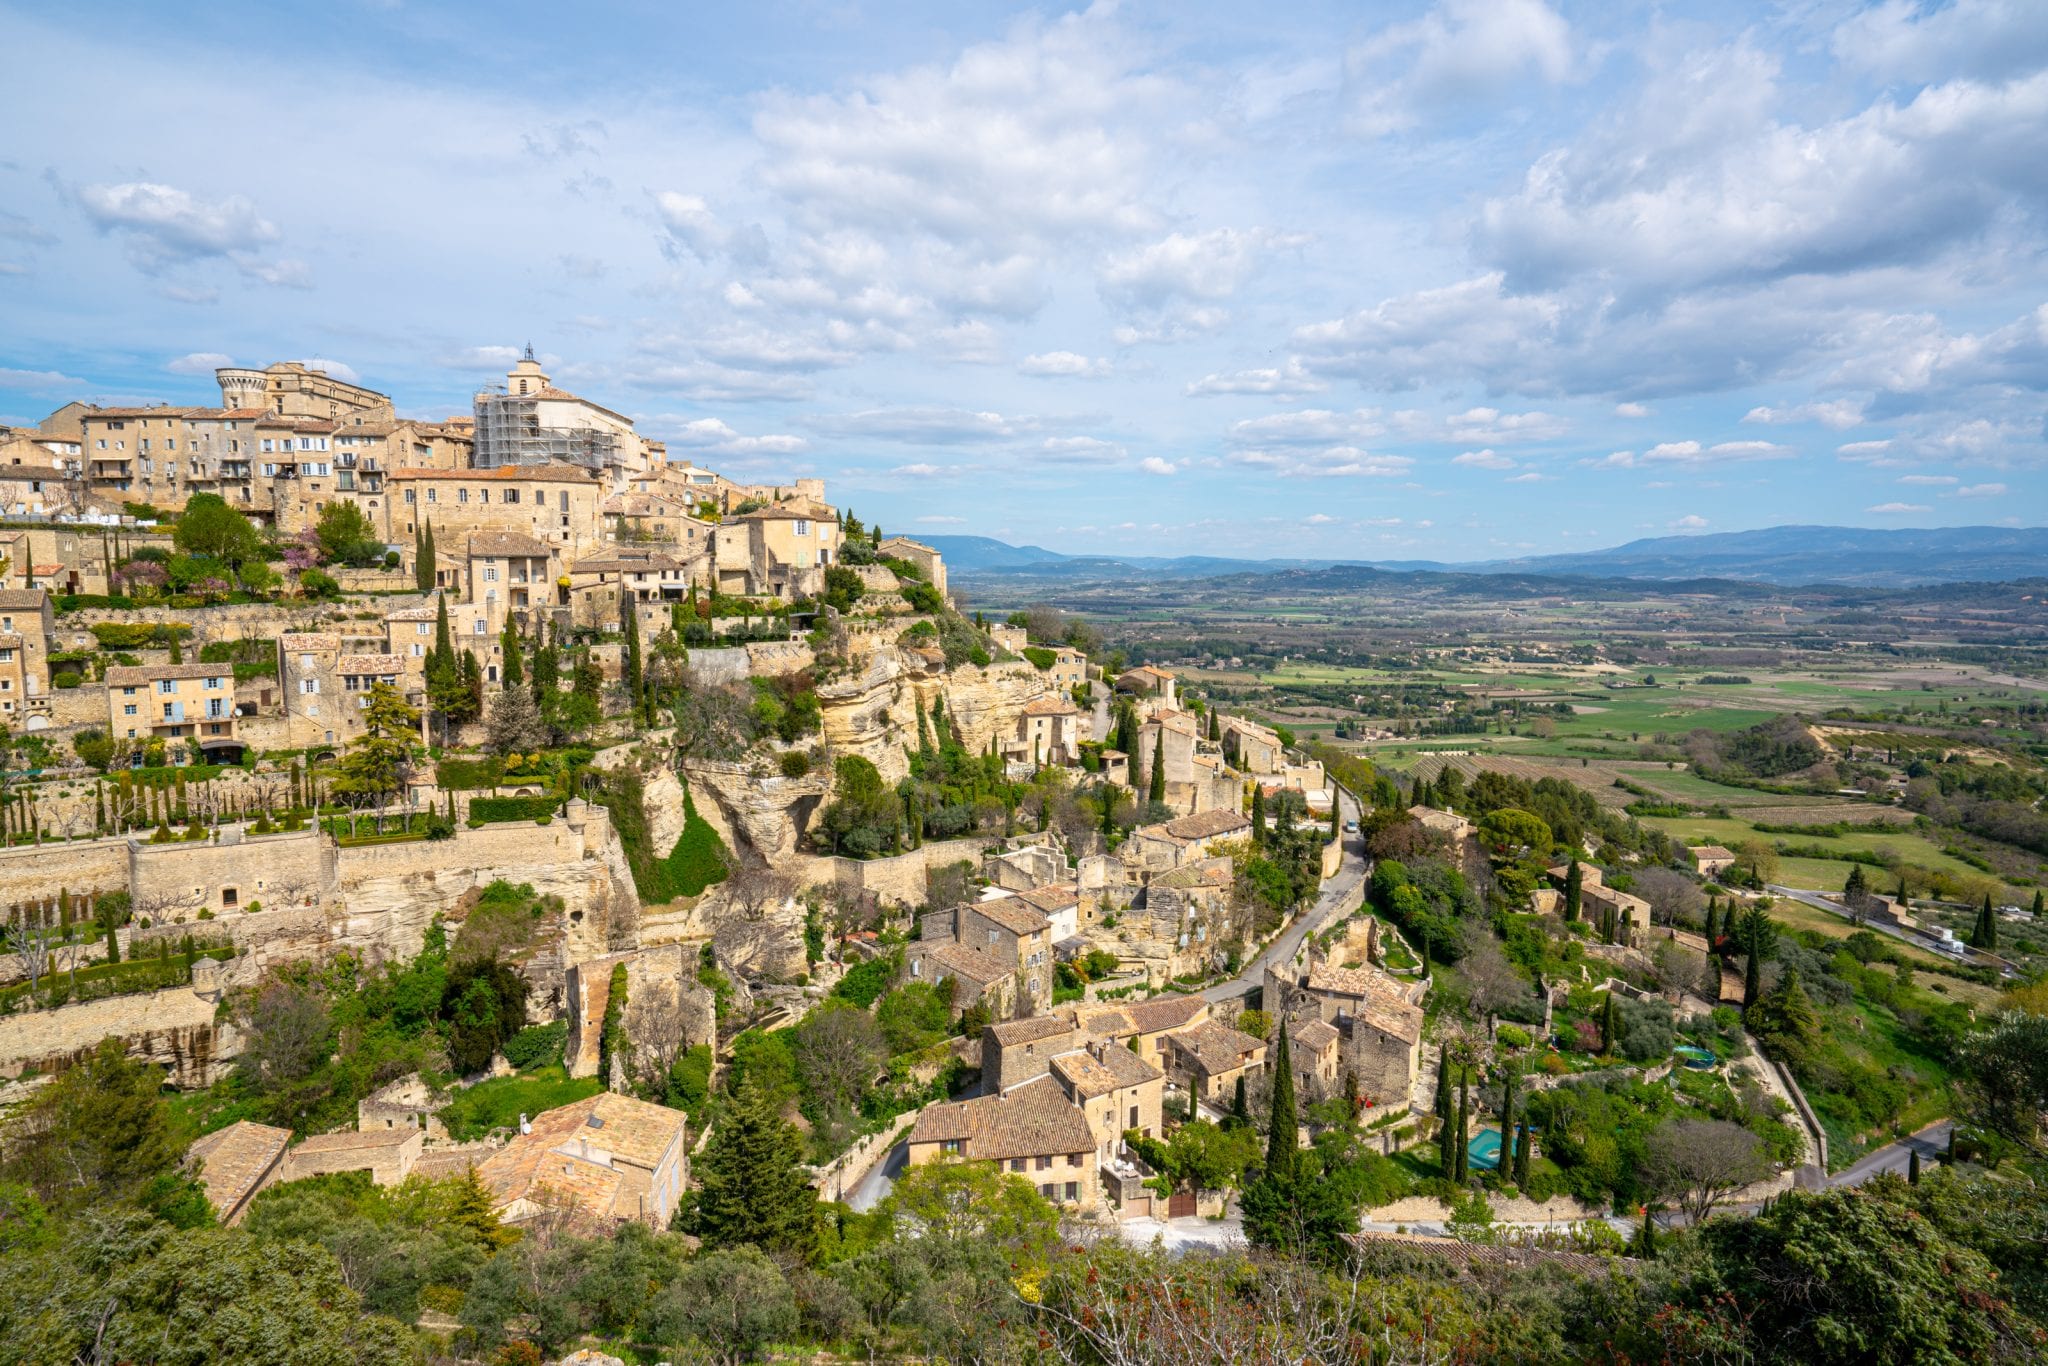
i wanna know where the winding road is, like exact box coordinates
[1204,786,1369,1004]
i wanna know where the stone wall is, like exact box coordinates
[131,827,333,920]
[0,835,129,909]
[0,980,240,1086]
[826,838,986,907]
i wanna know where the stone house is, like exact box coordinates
[1264,958,1425,1113]
[478,1092,690,1230]
[1115,665,1177,710]
[1010,694,1083,767]
[912,897,1055,1019]
[1409,805,1474,841]
[1290,1019,1344,1100]
[383,464,607,567]
[1162,1021,1267,1103]
[104,661,243,759]
[464,530,558,616]
[1049,1040,1165,1172]
[186,1119,292,1225]
[1689,845,1737,879]
[904,1073,1099,1209]
[712,504,840,601]
[1046,646,1087,691]
[1219,716,1285,775]
[1124,809,1252,876]
[877,535,948,601]
[1132,709,1200,799]
[1546,862,1651,946]
[979,995,1211,1094]
[0,588,54,723]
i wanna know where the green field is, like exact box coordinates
[1645,815,1996,891]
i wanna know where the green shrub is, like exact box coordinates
[90,622,191,650]
[435,757,505,790]
[831,951,901,1009]
[503,1020,568,1070]
[1022,646,1056,670]
[668,787,730,897]
[778,749,812,779]
[52,672,81,689]
[468,794,560,824]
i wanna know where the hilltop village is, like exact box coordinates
[0,355,2037,1364]
[0,354,1387,1224]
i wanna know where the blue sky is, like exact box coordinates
[1,0,2043,559]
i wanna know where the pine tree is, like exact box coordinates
[695,1078,819,1260]
[1148,729,1166,805]
[500,617,524,688]
[1563,859,1582,922]
[447,1167,517,1249]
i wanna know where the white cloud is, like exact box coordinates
[1452,449,1515,469]
[1505,471,1544,483]
[1347,0,1575,136]
[1302,512,1337,525]
[1185,358,1324,398]
[1743,399,1865,429]
[1229,447,1413,478]
[1019,351,1109,378]
[1226,408,1384,447]
[1099,227,1301,313]
[1837,440,1896,460]
[660,416,807,456]
[809,406,1035,444]
[439,345,534,371]
[1614,401,1650,417]
[1866,501,1931,513]
[296,358,359,383]
[1138,456,1178,476]
[75,180,277,271]
[165,351,231,375]
[0,366,87,390]
[1669,514,1709,529]
[1954,482,2008,498]
[915,514,966,525]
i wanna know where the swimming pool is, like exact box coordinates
[1468,1128,1504,1171]
[1672,1045,1718,1070]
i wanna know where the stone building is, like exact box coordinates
[712,504,841,601]
[904,1073,1099,1209]
[473,350,653,478]
[909,896,1054,1020]
[0,588,54,723]
[1123,809,1251,876]
[1010,694,1083,767]
[1263,957,1425,1113]
[104,661,243,758]
[1115,665,1177,709]
[463,530,558,617]
[876,535,948,601]
[477,1092,689,1229]
[280,1126,425,1186]
[383,465,607,566]
[1162,1021,1267,1103]
[186,1119,292,1225]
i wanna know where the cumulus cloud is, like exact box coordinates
[297,358,360,383]
[165,352,231,375]
[0,366,87,390]
[1229,447,1413,479]
[1226,408,1384,447]
[1452,449,1516,469]
[1669,514,1709,529]
[660,416,807,456]
[1743,399,1865,429]
[1019,351,1109,378]
[915,514,967,524]
[74,180,305,285]
[1867,501,1931,513]
[1615,402,1651,417]
[1138,456,1178,476]
[1041,436,1124,462]
[1185,358,1325,397]
[1954,481,2008,497]
[1099,227,1302,315]
[1347,0,1575,136]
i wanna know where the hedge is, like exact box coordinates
[468,794,560,824]
[436,757,505,790]
[1022,646,1056,670]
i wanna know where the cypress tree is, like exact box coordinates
[1437,1092,1457,1176]
[694,1077,820,1260]
[1434,1052,1454,1123]
[1148,729,1166,805]
[1250,784,1267,846]
[621,590,645,722]
[2033,890,2044,919]
[1264,1020,1297,1180]
[1208,709,1220,742]
[1702,900,1718,948]
[418,521,437,591]
[1330,794,1341,841]
[1452,1075,1470,1182]
[1563,859,1583,922]
[1499,1063,1518,1178]
[1971,894,1998,952]
[1635,1206,1659,1259]
[500,617,523,688]
[1513,1120,1531,1185]
[168,631,182,664]
[1908,1148,1921,1184]
[94,782,105,835]
[1601,992,1620,1055]
[1232,1073,1249,1125]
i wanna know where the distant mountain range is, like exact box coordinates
[918,526,2048,589]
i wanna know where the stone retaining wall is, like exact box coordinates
[0,981,240,1086]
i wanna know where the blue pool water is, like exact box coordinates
[1672,1045,1718,1070]
[1468,1128,1504,1171]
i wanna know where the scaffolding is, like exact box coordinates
[471,388,625,472]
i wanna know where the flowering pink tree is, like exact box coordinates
[113,560,168,599]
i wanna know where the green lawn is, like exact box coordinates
[1645,816,1998,890]
[438,1065,603,1141]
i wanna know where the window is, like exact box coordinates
[1035,1155,1052,1171]
[504,489,519,504]
[794,519,810,536]
[1064,1181,1078,1202]
[204,676,223,690]
[1040,1183,1056,1199]
[457,488,468,504]
[157,679,174,695]
[1010,1158,1026,1173]
[1129,1106,1139,1128]
[483,566,497,582]
[124,703,137,716]
[473,619,486,635]
[404,489,416,505]
[426,488,437,503]
[300,679,319,695]
[0,649,11,663]
[941,1139,962,1154]
[477,488,488,503]
[1069,1152,1084,1167]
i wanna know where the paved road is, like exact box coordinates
[1204,787,1368,1004]
[845,1139,907,1211]
[1830,1119,1953,1187]
[1766,883,1957,957]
